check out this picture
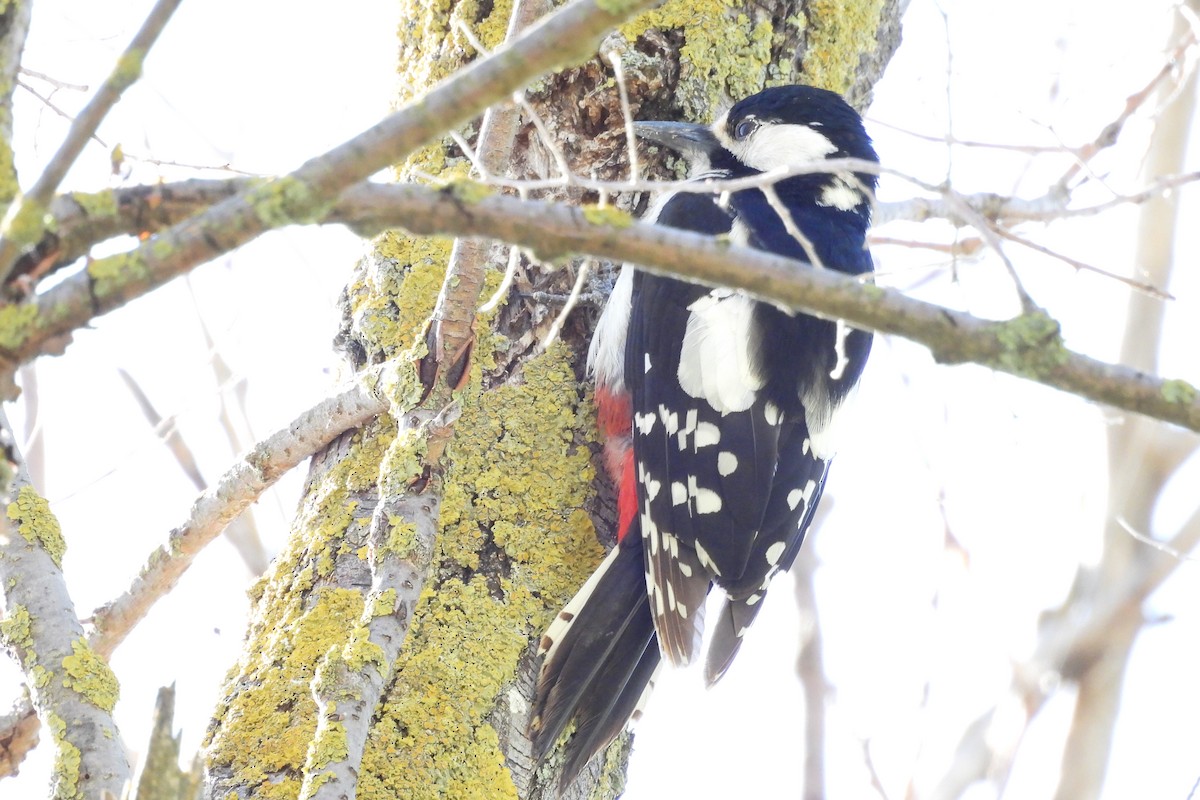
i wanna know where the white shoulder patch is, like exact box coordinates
[818,176,863,211]
[587,264,633,392]
[804,381,861,460]
[676,291,764,413]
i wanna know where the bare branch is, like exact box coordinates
[0,0,186,283]
[86,369,388,658]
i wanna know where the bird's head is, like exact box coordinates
[635,85,878,211]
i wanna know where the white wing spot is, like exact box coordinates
[693,487,723,515]
[765,541,786,566]
[696,540,721,576]
[802,438,811,455]
[764,402,781,426]
[635,412,656,436]
[787,488,803,511]
[658,404,680,435]
[645,478,662,501]
[644,352,652,373]
[746,593,762,606]
[677,408,698,451]
[717,451,739,476]
[671,482,687,506]
[695,422,721,448]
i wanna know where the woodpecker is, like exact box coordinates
[529,85,879,785]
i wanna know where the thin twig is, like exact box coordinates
[18,67,88,92]
[607,50,640,185]
[1116,516,1200,563]
[541,259,591,350]
[993,225,1174,300]
[0,0,186,283]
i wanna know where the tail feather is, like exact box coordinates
[530,530,659,783]
[704,595,763,686]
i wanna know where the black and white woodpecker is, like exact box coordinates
[529,84,879,785]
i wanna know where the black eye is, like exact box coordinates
[734,118,758,140]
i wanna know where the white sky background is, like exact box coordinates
[1,0,1198,798]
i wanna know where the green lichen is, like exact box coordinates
[0,301,37,351]
[990,311,1070,379]
[71,189,119,219]
[7,486,66,568]
[249,176,326,228]
[46,711,81,800]
[1161,379,1197,405]
[112,49,145,89]
[0,138,18,205]
[6,198,48,247]
[87,250,150,299]
[581,205,634,228]
[621,0,774,119]
[149,235,175,261]
[443,177,493,204]
[795,0,887,94]
[61,637,119,712]
[0,603,31,665]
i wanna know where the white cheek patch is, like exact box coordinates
[724,123,838,172]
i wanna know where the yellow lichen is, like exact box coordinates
[581,205,634,228]
[1162,379,1197,405]
[5,198,48,247]
[71,189,119,219]
[621,0,775,118]
[355,344,603,800]
[61,637,120,712]
[249,176,326,228]
[112,49,144,89]
[87,250,150,299]
[206,588,366,800]
[372,588,398,616]
[796,0,887,94]
[0,300,36,351]
[46,711,81,800]
[7,485,66,568]
[0,603,31,666]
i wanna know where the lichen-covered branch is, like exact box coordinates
[332,183,1200,432]
[0,0,186,283]
[0,410,130,797]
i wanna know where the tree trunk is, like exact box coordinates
[202,2,902,797]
